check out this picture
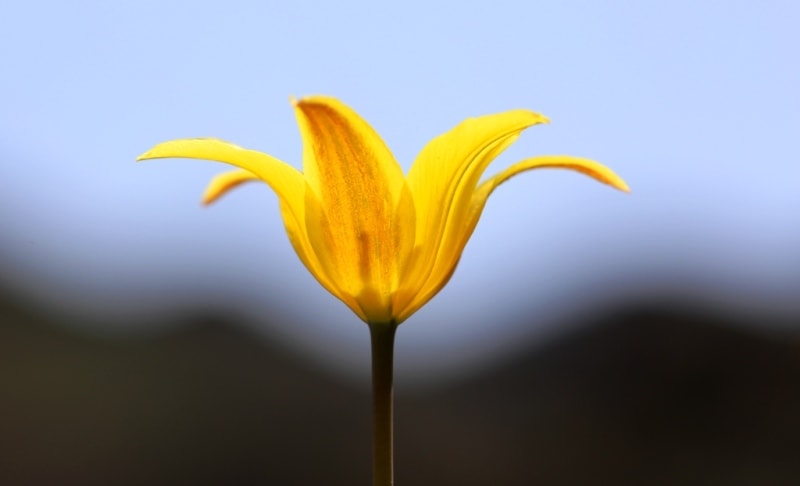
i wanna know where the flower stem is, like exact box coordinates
[369,322,397,486]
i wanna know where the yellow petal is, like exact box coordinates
[395,109,549,318]
[138,138,304,210]
[137,138,346,310]
[456,155,629,279]
[138,138,305,235]
[484,155,630,194]
[202,169,259,205]
[293,96,413,322]
[397,155,628,322]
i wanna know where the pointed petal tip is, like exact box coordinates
[136,148,164,162]
[592,167,631,194]
[519,109,549,125]
[292,94,340,109]
[602,169,631,194]
[502,109,549,126]
[291,95,316,111]
[290,94,341,108]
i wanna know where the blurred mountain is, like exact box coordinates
[397,305,800,485]
[2,286,800,485]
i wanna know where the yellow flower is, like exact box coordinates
[138,96,628,325]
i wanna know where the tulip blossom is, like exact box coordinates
[138,96,628,325]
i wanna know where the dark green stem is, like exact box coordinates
[369,322,397,486]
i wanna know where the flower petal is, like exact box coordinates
[138,138,304,209]
[202,169,259,205]
[394,109,549,318]
[397,155,628,322]
[293,96,412,321]
[484,155,630,194]
[137,138,348,309]
[470,155,629,249]
[461,155,629,274]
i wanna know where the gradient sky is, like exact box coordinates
[1,0,798,381]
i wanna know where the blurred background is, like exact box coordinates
[2,0,799,484]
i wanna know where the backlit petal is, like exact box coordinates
[395,110,549,317]
[293,96,412,322]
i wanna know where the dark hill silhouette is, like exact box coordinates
[2,286,800,485]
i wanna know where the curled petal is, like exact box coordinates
[397,155,628,322]
[484,155,630,194]
[137,138,342,306]
[202,169,260,205]
[137,138,305,216]
[406,110,549,251]
[394,110,548,317]
[470,155,629,251]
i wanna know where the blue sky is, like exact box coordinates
[1,0,798,382]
